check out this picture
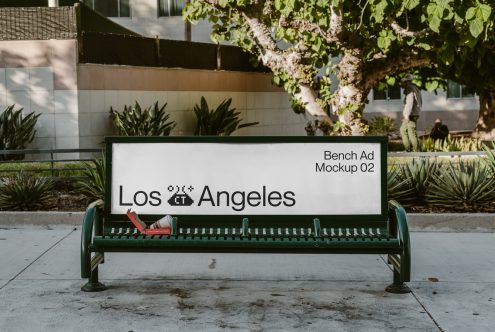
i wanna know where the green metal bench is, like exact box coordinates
[81,136,411,293]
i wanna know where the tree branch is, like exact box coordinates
[363,52,431,90]
[390,21,429,38]
[194,0,332,122]
[329,2,344,41]
[243,15,331,121]
[278,17,342,45]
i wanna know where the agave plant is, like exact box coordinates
[78,158,105,201]
[0,105,41,160]
[0,171,54,210]
[110,101,176,136]
[396,158,440,205]
[426,160,495,211]
[483,142,495,174]
[194,97,258,136]
[387,165,415,206]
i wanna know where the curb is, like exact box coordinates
[0,211,84,227]
[408,213,494,232]
[0,211,492,232]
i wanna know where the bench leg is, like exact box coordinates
[81,267,107,292]
[385,257,411,294]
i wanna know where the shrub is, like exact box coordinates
[368,116,397,136]
[421,135,485,152]
[426,160,495,211]
[387,165,415,206]
[0,105,40,160]
[109,101,176,136]
[194,97,258,136]
[396,158,440,205]
[483,143,495,173]
[77,158,105,201]
[0,171,54,210]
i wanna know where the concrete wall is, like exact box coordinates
[77,64,307,148]
[0,39,80,154]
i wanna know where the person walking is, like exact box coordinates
[400,74,423,151]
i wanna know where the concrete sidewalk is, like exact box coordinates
[0,226,494,331]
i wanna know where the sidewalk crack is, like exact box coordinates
[0,228,77,291]
[379,255,444,332]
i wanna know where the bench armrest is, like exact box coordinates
[388,200,409,246]
[80,200,103,278]
[387,200,411,281]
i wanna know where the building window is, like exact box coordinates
[373,84,401,101]
[158,0,184,16]
[83,0,130,17]
[446,80,474,98]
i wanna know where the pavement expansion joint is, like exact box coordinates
[0,228,76,292]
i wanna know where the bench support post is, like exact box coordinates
[385,269,411,294]
[81,200,107,292]
[386,200,411,294]
[81,267,107,292]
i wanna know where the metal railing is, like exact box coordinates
[388,151,490,157]
[0,148,103,180]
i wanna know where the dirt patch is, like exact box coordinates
[177,299,194,310]
[44,190,88,211]
[169,288,192,299]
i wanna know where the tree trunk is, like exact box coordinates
[332,50,368,135]
[472,89,495,140]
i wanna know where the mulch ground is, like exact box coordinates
[44,190,90,211]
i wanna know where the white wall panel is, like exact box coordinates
[6,68,29,91]
[28,67,53,92]
[54,90,78,114]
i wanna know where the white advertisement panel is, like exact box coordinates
[110,142,382,215]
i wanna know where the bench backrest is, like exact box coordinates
[104,136,387,228]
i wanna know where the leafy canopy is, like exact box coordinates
[185,0,493,133]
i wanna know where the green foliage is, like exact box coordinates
[184,0,494,134]
[426,160,495,211]
[0,105,40,160]
[0,162,87,178]
[0,171,54,211]
[396,158,441,205]
[290,97,306,114]
[368,116,397,136]
[109,101,176,136]
[77,158,105,201]
[194,97,258,136]
[304,119,333,136]
[421,135,485,152]
[387,166,415,206]
[483,143,495,173]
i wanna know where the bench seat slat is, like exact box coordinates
[92,234,400,254]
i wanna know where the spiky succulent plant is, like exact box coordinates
[77,158,105,201]
[396,158,441,205]
[110,101,176,136]
[194,97,258,136]
[0,171,54,210]
[387,165,415,206]
[426,160,495,211]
